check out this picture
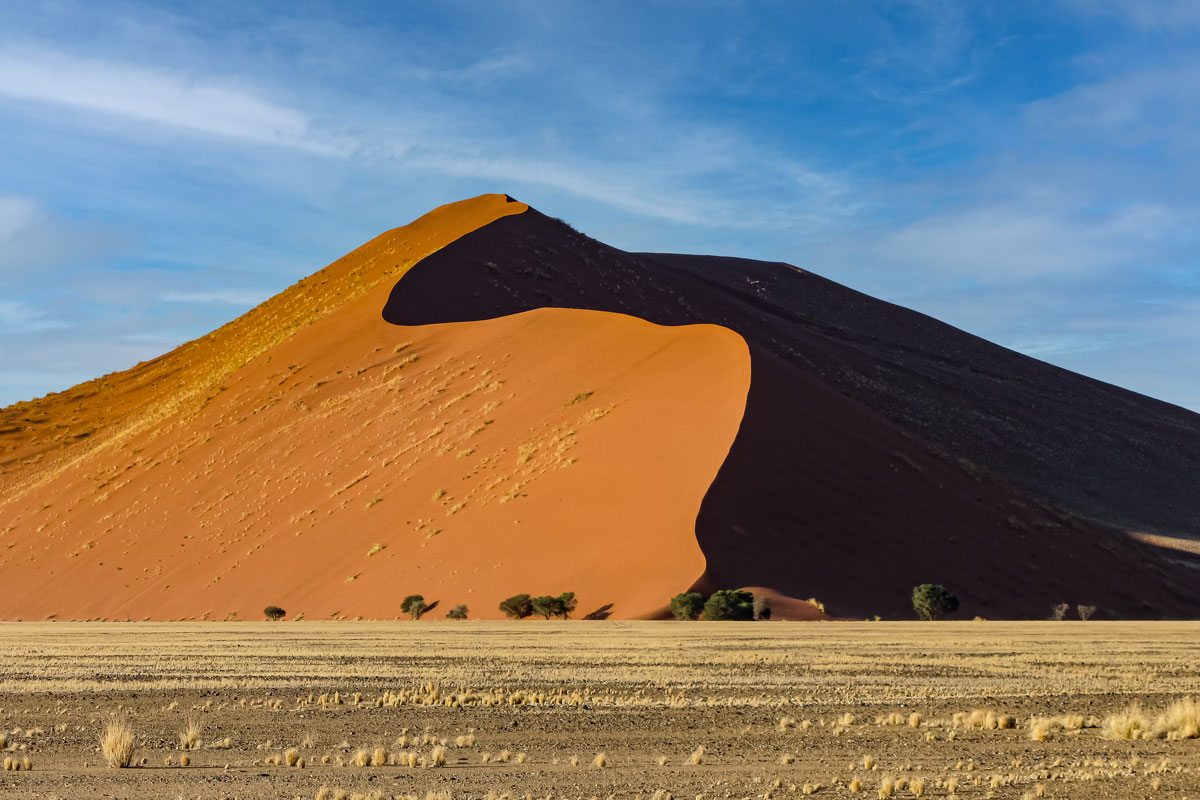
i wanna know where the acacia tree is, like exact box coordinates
[263,605,286,621]
[499,593,533,619]
[670,592,705,620]
[703,589,755,621]
[911,584,958,620]
[558,592,577,619]
[531,595,564,619]
[401,594,427,620]
[446,604,468,620]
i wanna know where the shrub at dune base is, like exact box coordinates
[263,605,286,621]
[401,594,427,620]
[703,589,755,621]
[499,593,533,619]
[912,583,959,620]
[670,592,706,620]
[446,604,468,620]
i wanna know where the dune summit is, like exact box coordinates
[1,194,1198,621]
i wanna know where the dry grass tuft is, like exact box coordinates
[100,716,135,768]
[179,718,201,750]
[592,752,607,768]
[687,744,705,765]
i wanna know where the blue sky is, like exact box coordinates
[2,0,1199,410]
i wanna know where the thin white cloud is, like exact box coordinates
[0,45,345,155]
[1063,0,1200,29]
[0,195,39,239]
[0,299,67,332]
[160,290,268,305]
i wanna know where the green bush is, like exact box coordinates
[670,592,706,620]
[912,584,958,620]
[703,589,754,621]
[499,593,533,619]
[446,604,468,620]
[263,605,286,621]
[531,592,576,619]
[401,594,426,620]
[531,595,563,619]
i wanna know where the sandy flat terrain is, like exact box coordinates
[0,621,1197,799]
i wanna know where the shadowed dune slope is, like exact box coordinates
[383,206,1200,620]
[0,194,751,620]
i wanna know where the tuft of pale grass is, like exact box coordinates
[1158,696,1200,739]
[430,745,446,767]
[848,779,861,794]
[179,754,190,767]
[780,753,796,765]
[593,752,607,768]
[657,755,668,766]
[878,775,895,799]
[351,749,370,767]
[285,748,300,767]
[909,777,925,796]
[371,746,387,767]
[569,755,580,767]
[1029,717,1054,742]
[1103,705,1152,740]
[515,752,527,764]
[687,745,706,766]
[179,718,201,750]
[100,716,135,768]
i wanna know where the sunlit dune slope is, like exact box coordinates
[0,194,528,477]
[0,195,750,621]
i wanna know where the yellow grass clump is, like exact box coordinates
[179,718,201,750]
[100,716,135,768]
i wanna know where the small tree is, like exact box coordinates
[531,595,565,619]
[753,596,772,621]
[401,594,426,620]
[1050,602,1070,621]
[558,592,577,619]
[446,604,468,620]
[911,584,958,621]
[263,605,286,621]
[1077,604,1097,621]
[499,593,533,619]
[703,589,755,621]
[670,592,706,620]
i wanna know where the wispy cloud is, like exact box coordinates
[160,289,268,305]
[0,45,345,154]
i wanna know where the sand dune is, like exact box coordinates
[382,204,1200,620]
[0,195,749,620]
[1,193,1197,621]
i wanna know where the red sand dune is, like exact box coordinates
[1,193,1198,621]
[0,195,749,621]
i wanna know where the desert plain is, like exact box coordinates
[0,621,1197,799]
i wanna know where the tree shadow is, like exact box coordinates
[582,603,614,620]
[419,600,440,619]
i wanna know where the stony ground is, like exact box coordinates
[0,621,1197,799]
